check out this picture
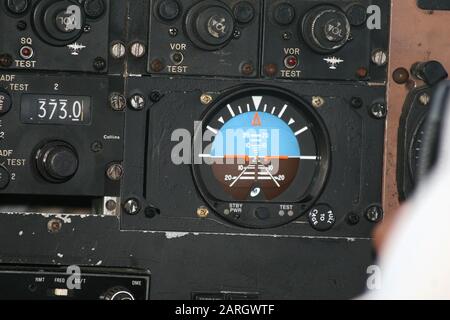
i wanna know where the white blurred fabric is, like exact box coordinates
[365,103,450,300]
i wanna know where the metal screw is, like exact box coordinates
[90,141,103,153]
[419,93,431,106]
[347,213,360,225]
[109,92,127,111]
[47,219,62,233]
[124,198,141,215]
[371,49,387,66]
[365,205,384,223]
[197,206,209,218]
[312,96,325,108]
[83,24,91,33]
[282,31,292,40]
[200,94,213,105]
[168,27,178,37]
[370,103,387,119]
[130,42,146,58]
[110,41,126,59]
[106,163,123,181]
[350,97,363,109]
[393,67,410,84]
[356,67,368,79]
[129,94,146,110]
[105,199,117,211]
[17,20,27,31]
[264,63,278,77]
[149,90,162,102]
[0,54,13,68]
[241,62,254,76]
[150,58,165,72]
[233,28,242,39]
[93,57,106,71]
[145,206,161,219]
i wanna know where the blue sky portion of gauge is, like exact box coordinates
[210,112,301,157]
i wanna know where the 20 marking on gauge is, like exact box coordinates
[200,95,319,191]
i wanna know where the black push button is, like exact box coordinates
[84,0,106,19]
[6,0,29,14]
[157,0,180,21]
[273,3,295,26]
[234,1,255,24]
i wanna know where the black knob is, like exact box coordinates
[101,287,135,300]
[0,166,11,190]
[411,61,448,86]
[157,0,180,21]
[83,0,106,19]
[6,0,29,14]
[346,4,367,27]
[35,141,79,183]
[185,0,235,51]
[308,204,336,231]
[32,0,85,46]
[273,3,295,26]
[0,90,12,116]
[301,5,351,54]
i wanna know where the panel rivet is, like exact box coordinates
[106,163,123,181]
[312,96,325,108]
[197,206,209,218]
[200,94,213,105]
[130,42,146,58]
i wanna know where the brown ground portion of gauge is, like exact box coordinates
[211,158,300,200]
[385,1,450,215]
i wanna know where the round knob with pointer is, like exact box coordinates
[301,5,351,54]
[35,141,79,183]
[185,0,235,51]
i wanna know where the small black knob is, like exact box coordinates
[35,142,79,183]
[308,205,336,231]
[302,5,351,54]
[6,0,29,14]
[233,1,255,24]
[346,4,367,27]
[83,0,106,19]
[0,166,11,190]
[273,3,295,26]
[0,90,12,116]
[157,0,180,21]
[411,61,448,86]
